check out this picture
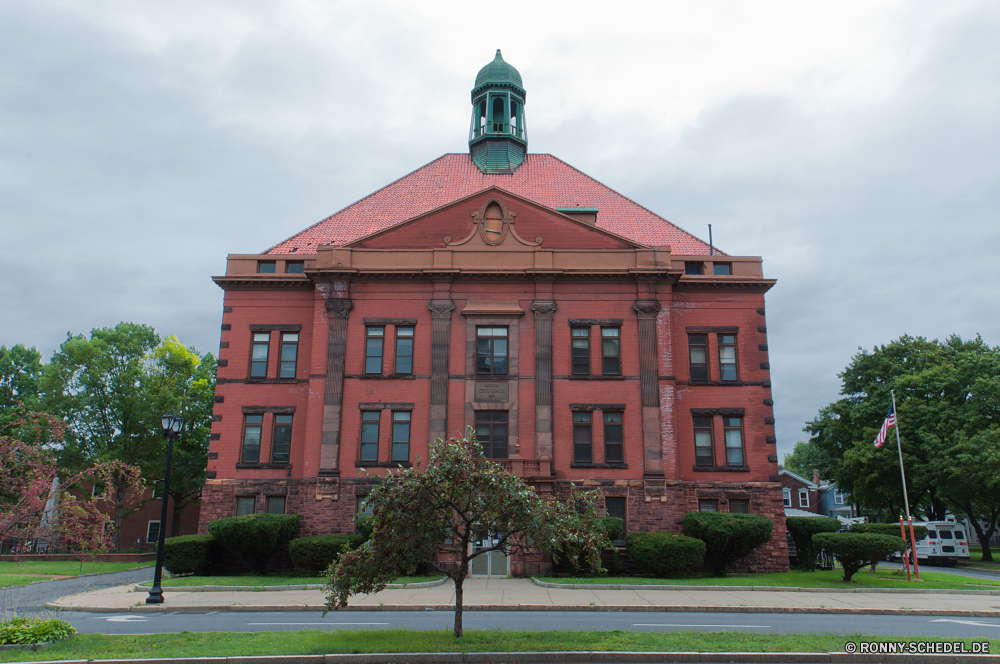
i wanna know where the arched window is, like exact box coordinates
[483,203,503,235]
[492,97,506,133]
[510,101,519,136]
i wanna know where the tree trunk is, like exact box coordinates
[453,558,468,637]
[113,483,126,552]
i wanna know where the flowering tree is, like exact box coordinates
[325,432,608,637]
[0,409,142,555]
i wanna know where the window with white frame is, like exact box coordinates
[782,488,791,507]
[798,488,809,508]
[146,520,161,544]
[834,491,845,505]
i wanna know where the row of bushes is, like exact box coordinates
[784,516,916,580]
[625,512,774,577]
[163,513,366,576]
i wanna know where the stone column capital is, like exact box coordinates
[325,298,353,318]
[633,300,661,319]
[530,302,558,319]
[428,300,456,318]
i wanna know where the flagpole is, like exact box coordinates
[891,389,920,579]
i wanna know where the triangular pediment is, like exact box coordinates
[347,187,643,252]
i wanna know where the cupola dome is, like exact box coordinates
[469,50,527,174]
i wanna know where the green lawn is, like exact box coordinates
[3,630,998,661]
[156,574,445,587]
[0,575,54,588]
[0,560,152,577]
[959,546,1000,570]
[540,568,1000,591]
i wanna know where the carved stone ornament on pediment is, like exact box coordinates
[633,300,661,319]
[530,302,558,319]
[428,300,456,318]
[444,197,543,249]
[325,299,353,318]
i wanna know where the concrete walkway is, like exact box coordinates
[47,578,1000,616]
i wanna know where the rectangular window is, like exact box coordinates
[573,412,593,463]
[236,496,256,516]
[146,520,161,544]
[285,261,304,273]
[834,492,844,505]
[241,414,263,464]
[475,410,508,459]
[603,412,623,463]
[688,334,708,381]
[713,263,731,276]
[271,414,293,464]
[250,332,270,378]
[699,499,719,512]
[799,489,809,507]
[151,479,164,500]
[605,497,627,545]
[729,499,750,514]
[360,411,380,462]
[391,411,411,462]
[685,261,703,275]
[394,327,414,375]
[258,261,276,273]
[783,488,792,507]
[723,416,744,466]
[476,327,508,375]
[365,326,384,374]
[571,327,590,375]
[279,332,298,378]
[718,334,738,381]
[601,327,620,375]
[265,496,286,514]
[693,416,714,466]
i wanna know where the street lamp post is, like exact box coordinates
[146,413,184,604]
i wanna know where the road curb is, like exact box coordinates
[12,651,1000,664]
[131,578,448,593]
[530,577,1000,595]
[43,601,1000,617]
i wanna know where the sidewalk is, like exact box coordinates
[46,578,1000,616]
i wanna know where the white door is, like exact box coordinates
[470,532,509,577]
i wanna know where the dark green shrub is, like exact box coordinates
[600,517,624,542]
[355,515,373,540]
[289,534,365,574]
[850,522,927,545]
[207,513,302,575]
[683,512,773,576]
[0,617,75,644]
[785,517,842,571]
[813,532,905,582]
[163,534,224,575]
[626,531,706,577]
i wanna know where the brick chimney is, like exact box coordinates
[813,469,821,485]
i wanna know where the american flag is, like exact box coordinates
[873,404,896,448]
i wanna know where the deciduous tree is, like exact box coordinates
[325,433,608,637]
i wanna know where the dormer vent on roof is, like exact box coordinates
[469,50,527,174]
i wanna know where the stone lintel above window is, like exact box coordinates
[363,318,418,326]
[357,402,415,410]
[568,319,623,326]
[249,324,303,331]
[241,406,297,414]
[693,466,750,472]
[685,326,739,334]
[690,408,745,417]
[569,403,626,411]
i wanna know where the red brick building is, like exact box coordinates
[202,51,788,574]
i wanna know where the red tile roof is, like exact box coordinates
[266,153,715,255]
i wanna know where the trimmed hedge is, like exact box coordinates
[813,532,905,582]
[626,531,706,577]
[355,515,374,540]
[683,512,773,576]
[207,513,302,575]
[163,534,223,575]
[850,522,928,544]
[289,534,365,574]
[785,517,842,571]
[600,517,624,542]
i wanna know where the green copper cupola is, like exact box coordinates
[469,49,527,174]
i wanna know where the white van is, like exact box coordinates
[909,521,970,565]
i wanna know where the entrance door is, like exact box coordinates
[469,532,509,577]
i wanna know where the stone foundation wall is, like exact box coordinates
[199,477,788,574]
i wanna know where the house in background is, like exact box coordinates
[779,469,819,517]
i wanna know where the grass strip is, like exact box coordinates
[542,568,1000,590]
[157,575,444,587]
[0,575,54,588]
[3,630,999,662]
[0,561,152,577]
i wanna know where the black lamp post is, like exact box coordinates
[146,413,183,604]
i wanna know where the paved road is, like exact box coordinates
[60,609,1000,639]
[1,567,153,612]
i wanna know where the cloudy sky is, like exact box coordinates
[2,1,998,460]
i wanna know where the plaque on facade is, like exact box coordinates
[475,381,508,403]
